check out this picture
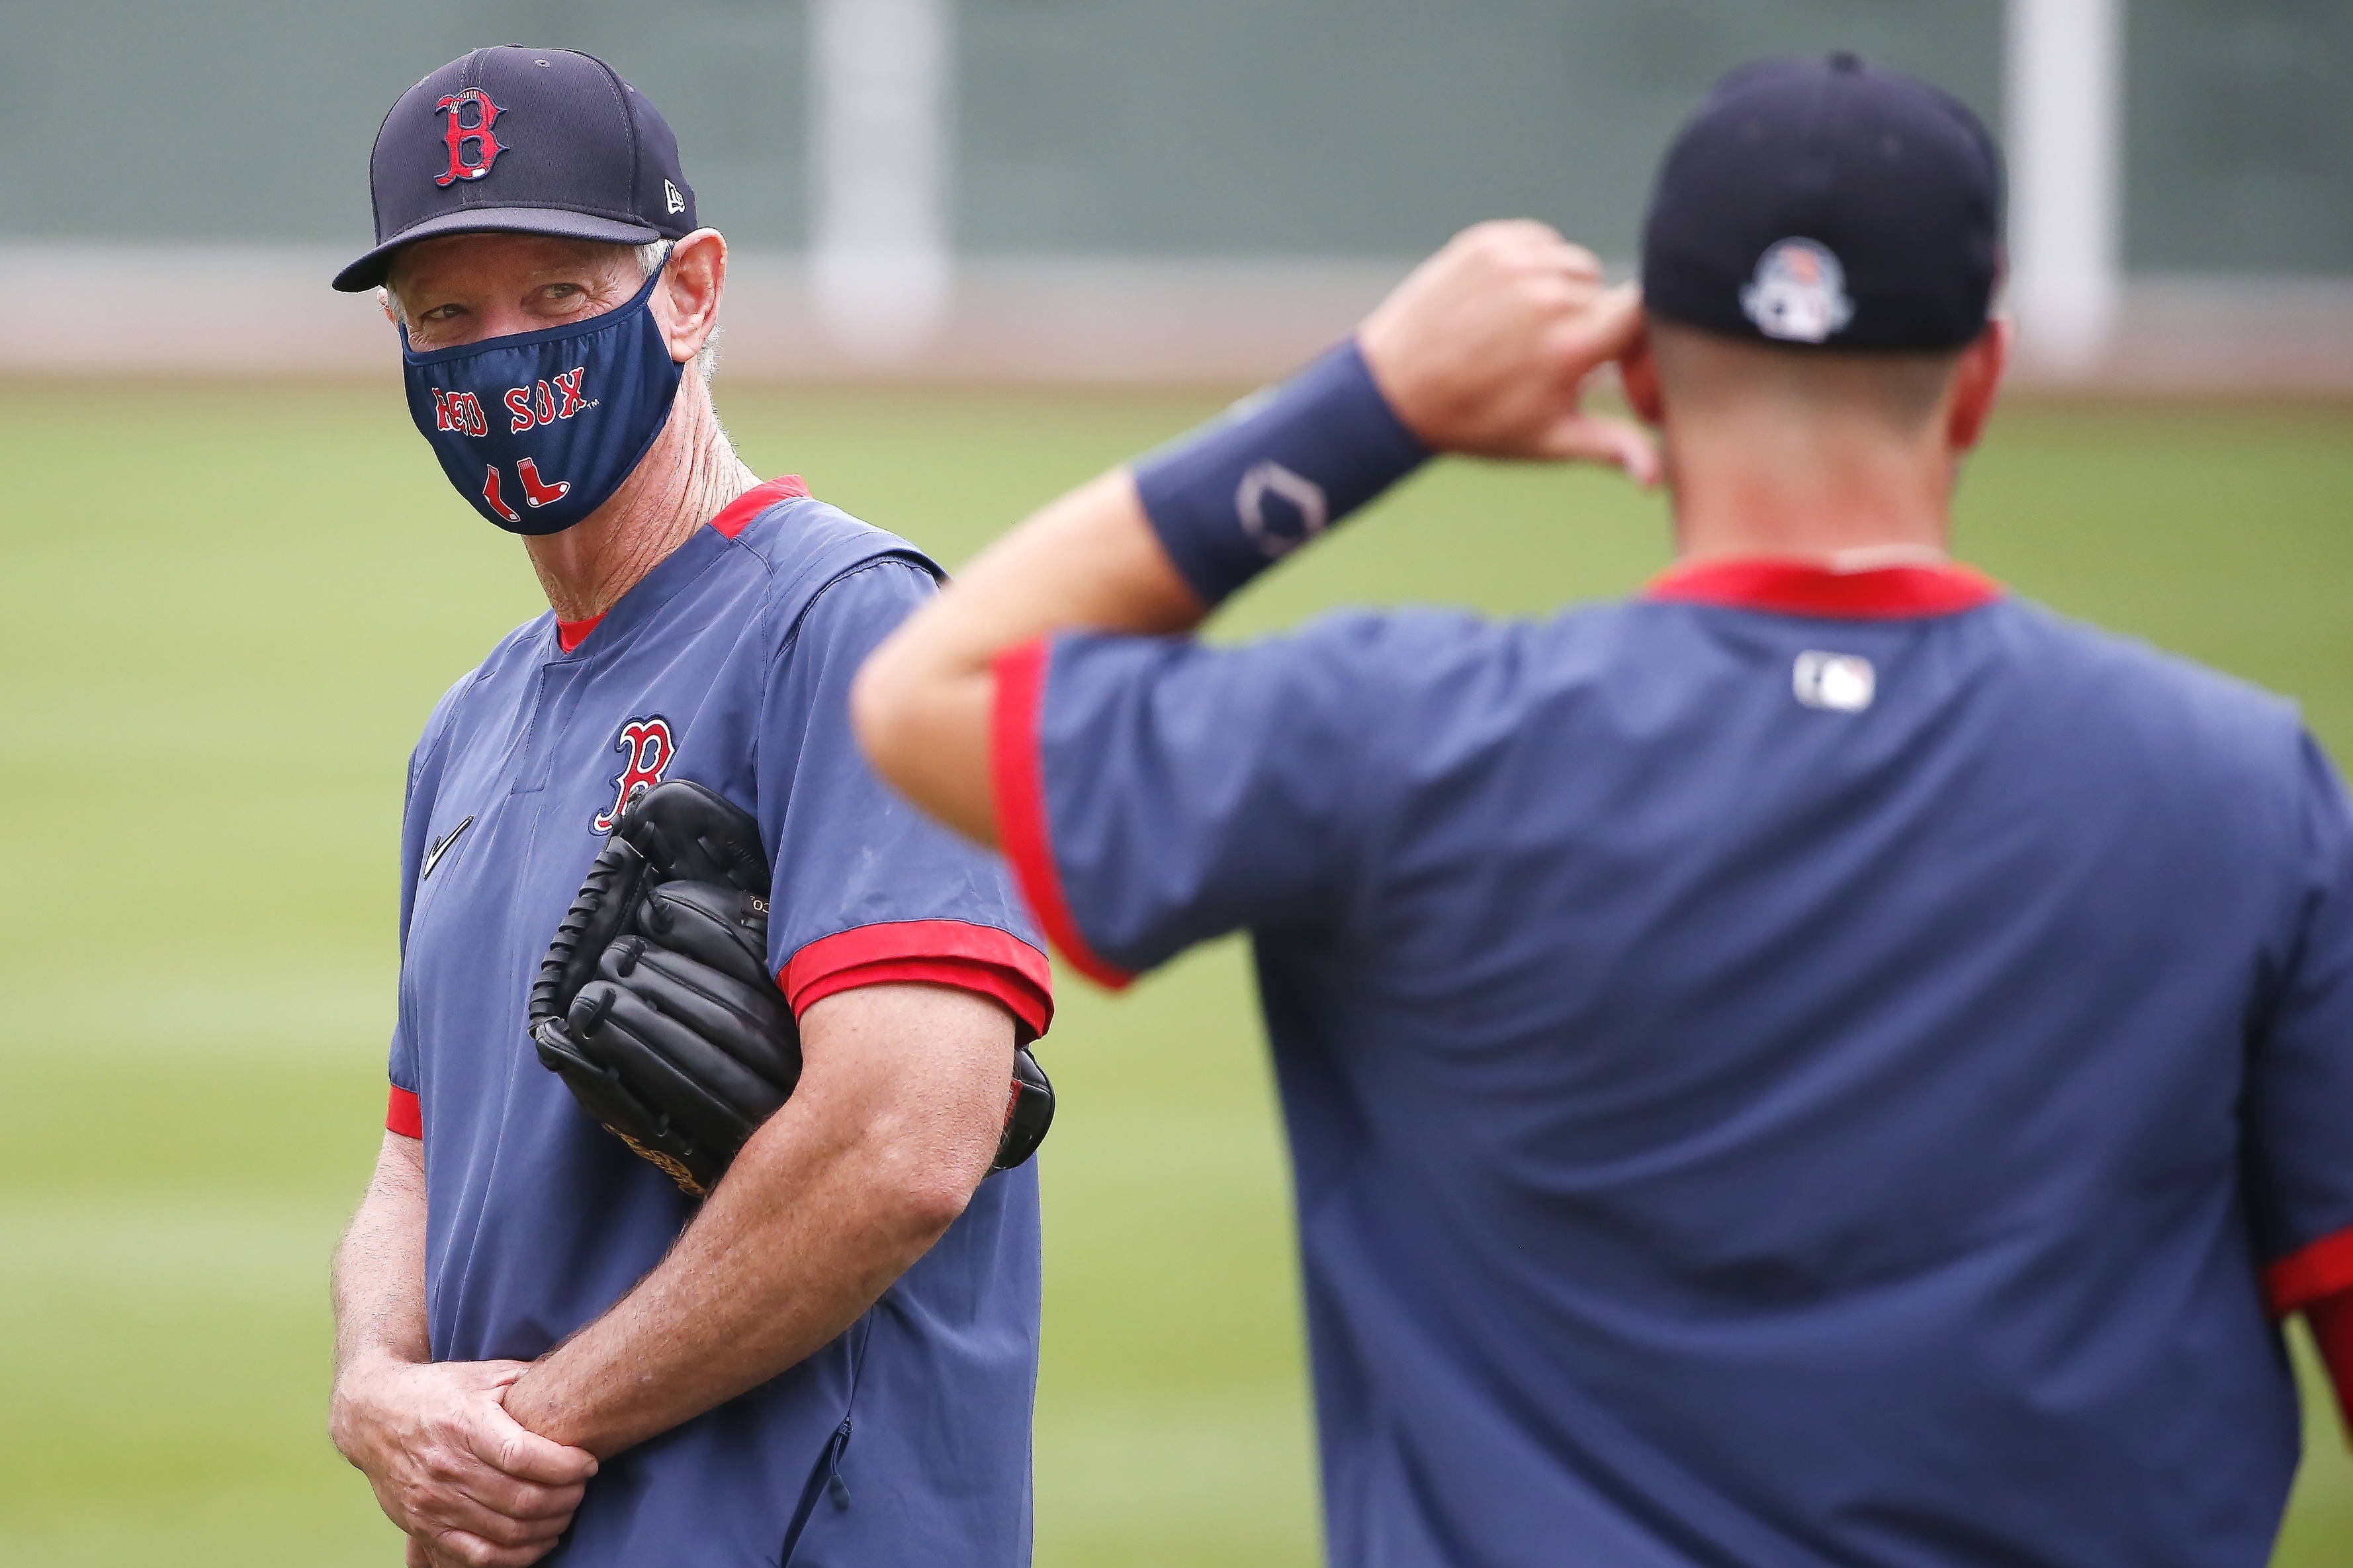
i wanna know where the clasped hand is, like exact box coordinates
[331,1355,598,1568]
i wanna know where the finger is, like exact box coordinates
[414,1466,578,1544]
[407,1536,432,1568]
[466,1406,599,1486]
[1556,414,1661,485]
[1448,218,1564,284]
[1556,282,1646,369]
[1541,413,1662,486]
[450,1504,570,1553]
[1552,242,1604,283]
[418,1491,573,1551]
[455,1469,587,1523]
[1461,216,1564,251]
[423,1524,563,1568]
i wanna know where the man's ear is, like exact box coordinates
[659,229,728,365]
[1946,318,2012,453]
[1619,326,1664,426]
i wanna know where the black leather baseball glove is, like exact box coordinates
[527,779,1053,1196]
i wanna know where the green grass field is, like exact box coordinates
[2,378,2349,1565]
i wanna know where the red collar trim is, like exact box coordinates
[1645,556,2002,619]
[553,477,811,652]
[709,474,811,540]
[555,611,605,653]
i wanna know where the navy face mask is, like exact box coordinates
[402,263,686,536]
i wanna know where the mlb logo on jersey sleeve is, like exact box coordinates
[1793,650,1875,712]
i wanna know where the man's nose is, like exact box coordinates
[470,301,545,342]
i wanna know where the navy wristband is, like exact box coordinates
[1132,339,1431,607]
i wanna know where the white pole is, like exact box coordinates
[2005,0,2123,376]
[810,0,954,361]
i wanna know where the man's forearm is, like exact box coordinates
[502,983,1014,1457]
[330,1129,599,1565]
[333,1131,431,1379]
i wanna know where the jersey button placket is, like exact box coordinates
[510,660,590,798]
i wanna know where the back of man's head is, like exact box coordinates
[1645,320,1965,437]
[1637,54,2002,437]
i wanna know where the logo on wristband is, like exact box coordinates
[1235,461,1329,559]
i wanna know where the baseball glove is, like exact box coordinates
[528,779,1053,1196]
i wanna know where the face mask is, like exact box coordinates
[402,263,686,536]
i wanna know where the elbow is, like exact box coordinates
[867,1116,989,1248]
[881,1165,977,1252]
[849,637,918,793]
[852,634,997,846]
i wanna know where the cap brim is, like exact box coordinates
[332,206,665,292]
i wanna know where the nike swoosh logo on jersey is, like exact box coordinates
[423,815,475,880]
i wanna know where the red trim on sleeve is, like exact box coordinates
[709,475,811,540]
[1644,558,2003,619]
[2266,1225,2353,1317]
[781,919,1056,1038]
[556,612,605,653]
[795,957,1053,1041]
[386,1085,422,1140]
[2306,1289,2353,1443]
[989,638,1134,990]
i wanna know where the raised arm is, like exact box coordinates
[499,982,1016,1456]
[852,219,1652,846]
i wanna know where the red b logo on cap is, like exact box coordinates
[433,89,505,187]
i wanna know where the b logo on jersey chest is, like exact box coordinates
[594,716,675,833]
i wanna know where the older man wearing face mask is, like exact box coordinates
[324,47,1056,1568]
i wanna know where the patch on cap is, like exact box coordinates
[1741,239,1855,344]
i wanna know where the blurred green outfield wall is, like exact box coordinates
[0,0,2346,272]
[2125,0,2353,273]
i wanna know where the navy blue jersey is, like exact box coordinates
[390,479,1051,1567]
[991,558,2353,1567]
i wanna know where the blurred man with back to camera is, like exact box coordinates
[323,46,1060,1568]
[856,54,2353,1566]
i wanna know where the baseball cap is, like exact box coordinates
[333,46,696,293]
[1640,53,2003,351]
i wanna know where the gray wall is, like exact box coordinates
[2125,0,2353,272]
[0,0,2344,273]
[957,0,2000,259]
[0,1,811,247]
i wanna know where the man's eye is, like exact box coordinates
[423,304,464,321]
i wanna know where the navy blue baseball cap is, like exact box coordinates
[1641,53,2003,352]
[333,46,696,293]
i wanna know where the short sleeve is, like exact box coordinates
[758,559,1053,1039]
[2248,732,2353,1315]
[992,617,1390,986]
[385,675,470,1137]
[387,744,427,1102]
